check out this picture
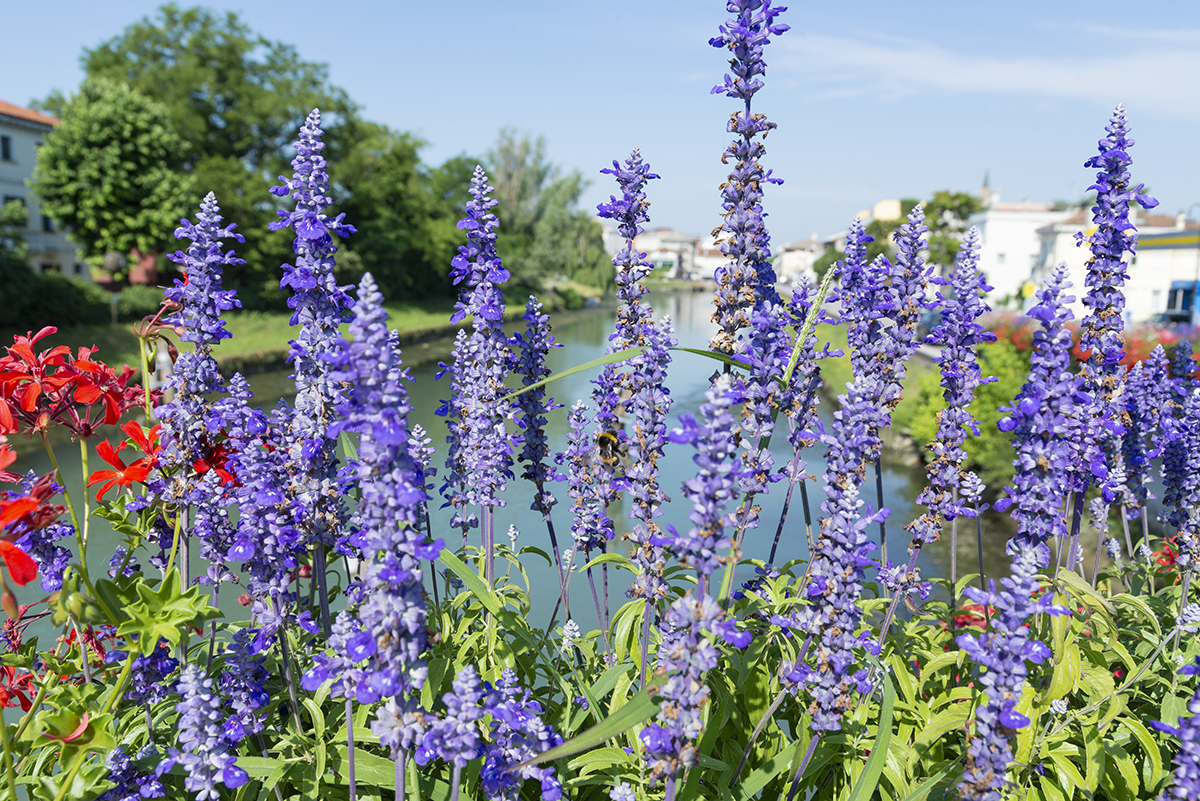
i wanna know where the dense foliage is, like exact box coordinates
[29,79,194,269]
[2,4,1200,801]
[31,4,607,309]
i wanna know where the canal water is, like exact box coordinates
[8,288,1038,638]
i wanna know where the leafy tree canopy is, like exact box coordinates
[30,79,194,267]
[485,129,612,291]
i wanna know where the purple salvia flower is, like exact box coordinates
[626,318,676,606]
[164,191,243,347]
[878,204,932,418]
[565,401,606,555]
[958,264,1078,799]
[708,0,789,355]
[597,147,659,353]
[1122,347,1170,519]
[1166,391,1200,579]
[99,746,165,801]
[1161,343,1196,529]
[480,668,565,801]
[438,167,516,540]
[105,638,178,706]
[1154,657,1200,800]
[164,664,250,800]
[308,273,439,710]
[588,148,661,548]
[188,471,237,587]
[270,109,356,551]
[642,591,724,786]
[219,628,270,741]
[956,546,1069,800]
[1070,105,1157,503]
[11,473,72,591]
[665,373,743,593]
[610,783,636,801]
[790,379,883,730]
[156,193,243,582]
[512,296,563,516]
[781,277,839,485]
[222,374,302,602]
[733,301,789,511]
[994,262,1078,554]
[416,665,487,768]
[371,695,429,757]
[905,229,996,548]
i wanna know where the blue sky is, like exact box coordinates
[8,1,1200,244]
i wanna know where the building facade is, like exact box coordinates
[0,100,87,279]
[967,201,1072,304]
[1033,210,1199,323]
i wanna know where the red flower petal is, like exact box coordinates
[0,542,38,586]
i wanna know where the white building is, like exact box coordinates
[775,236,822,284]
[1033,209,1198,323]
[0,100,86,279]
[632,227,700,278]
[967,199,1073,304]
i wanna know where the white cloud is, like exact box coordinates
[779,31,1200,117]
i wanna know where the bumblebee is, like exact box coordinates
[593,430,625,467]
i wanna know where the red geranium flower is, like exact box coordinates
[0,665,35,711]
[88,439,154,501]
[194,438,236,485]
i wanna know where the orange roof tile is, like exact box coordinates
[0,100,58,127]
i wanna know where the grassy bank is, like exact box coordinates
[3,297,532,377]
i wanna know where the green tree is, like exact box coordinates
[336,127,477,299]
[925,189,982,267]
[52,4,366,307]
[485,129,612,290]
[30,79,193,270]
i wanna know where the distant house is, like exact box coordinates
[633,227,700,278]
[775,236,822,284]
[967,197,1073,304]
[0,99,87,280]
[1033,209,1198,323]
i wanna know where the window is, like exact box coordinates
[0,136,10,161]
[41,214,53,233]
[40,263,59,274]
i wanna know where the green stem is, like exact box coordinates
[40,433,116,622]
[138,339,153,418]
[40,432,81,552]
[164,508,183,576]
[0,693,16,801]
[78,439,90,554]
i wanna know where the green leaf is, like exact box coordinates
[499,347,647,402]
[1056,567,1117,616]
[579,552,637,574]
[1121,717,1164,788]
[669,347,748,371]
[732,737,803,801]
[900,758,963,801]
[1082,724,1105,791]
[115,570,220,655]
[513,689,658,769]
[438,549,502,616]
[1046,643,1081,703]
[1047,748,1089,796]
[848,662,895,801]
